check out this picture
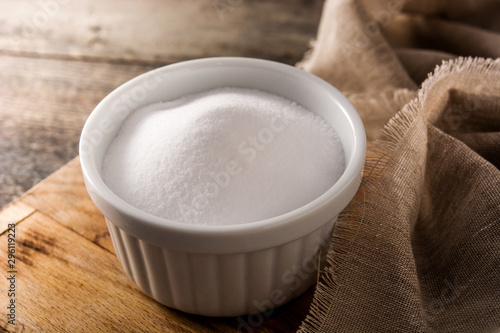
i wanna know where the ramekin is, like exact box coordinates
[79,57,365,317]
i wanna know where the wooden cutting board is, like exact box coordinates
[0,157,314,332]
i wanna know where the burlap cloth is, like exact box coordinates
[297,0,500,332]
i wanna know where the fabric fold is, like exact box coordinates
[297,0,500,330]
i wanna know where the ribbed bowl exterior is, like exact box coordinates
[106,218,335,317]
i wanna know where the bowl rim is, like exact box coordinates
[80,57,366,253]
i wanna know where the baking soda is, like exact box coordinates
[102,87,345,225]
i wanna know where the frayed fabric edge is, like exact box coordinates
[297,56,500,333]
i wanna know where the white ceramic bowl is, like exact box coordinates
[80,57,365,317]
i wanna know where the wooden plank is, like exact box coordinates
[0,212,218,332]
[0,211,312,332]
[0,201,34,235]
[0,0,322,65]
[0,55,154,131]
[0,157,314,331]
[0,54,154,208]
[21,157,114,253]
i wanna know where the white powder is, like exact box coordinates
[102,87,345,226]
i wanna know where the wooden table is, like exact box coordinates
[0,157,314,332]
[0,0,323,208]
[0,1,323,331]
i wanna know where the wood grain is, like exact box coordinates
[0,0,322,65]
[21,157,113,252]
[0,0,323,209]
[0,201,34,235]
[0,159,314,332]
[0,55,155,207]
